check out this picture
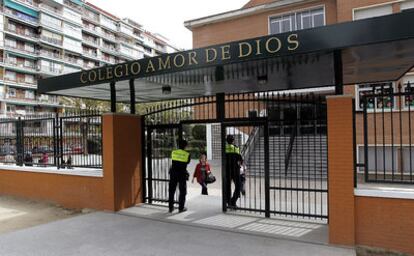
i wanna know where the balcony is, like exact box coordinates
[4,8,39,26]
[101,32,117,42]
[4,60,37,73]
[82,50,98,59]
[101,45,117,54]
[12,0,39,8]
[40,50,63,60]
[40,36,63,46]
[5,26,39,42]
[38,64,62,75]
[82,37,99,47]
[101,57,115,64]
[39,3,62,16]
[3,77,37,88]
[82,25,100,36]
[82,11,99,23]
[63,56,83,66]
[63,0,82,12]
[4,95,60,106]
[4,45,38,57]
[40,19,63,31]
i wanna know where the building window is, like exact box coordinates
[353,4,393,20]
[8,88,16,97]
[357,82,394,111]
[7,104,16,112]
[25,106,34,113]
[25,74,35,84]
[5,71,16,81]
[269,7,325,35]
[25,90,35,99]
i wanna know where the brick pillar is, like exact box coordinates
[102,113,143,211]
[327,95,355,245]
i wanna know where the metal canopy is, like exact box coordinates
[38,10,414,103]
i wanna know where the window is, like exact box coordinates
[41,14,62,29]
[63,22,81,39]
[402,75,414,109]
[353,5,393,20]
[7,104,16,112]
[269,7,325,35]
[5,71,16,81]
[101,16,117,31]
[24,43,35,53]
[357,83,394,111]
[25,74,34,84]
[25,90,35,99]
[401,0,414,11]
[25,106,34,113]
[5,38,16,48]
[8,88,16,97]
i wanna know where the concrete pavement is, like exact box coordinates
[0,212,355,256]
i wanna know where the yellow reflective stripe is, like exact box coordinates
[171,149,190,162]
[225,144,240,154]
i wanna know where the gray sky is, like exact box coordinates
[87,0,249,49]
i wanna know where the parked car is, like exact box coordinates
[32,146,53,154]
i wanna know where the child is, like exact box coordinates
[192,153,211,195]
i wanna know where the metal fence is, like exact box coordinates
[0,111,102,169]
[357,83,414,184]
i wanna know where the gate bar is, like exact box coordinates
[264,121,270,218]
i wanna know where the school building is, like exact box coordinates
[0,0,414,255]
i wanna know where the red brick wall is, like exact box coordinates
[327,95,356,245]
[355,196,414,255]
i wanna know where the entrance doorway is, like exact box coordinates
[143,92,328,223]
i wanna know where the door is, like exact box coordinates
[221,121,270,217]
[145,124,182,204]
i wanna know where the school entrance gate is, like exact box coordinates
[143,92,328,221]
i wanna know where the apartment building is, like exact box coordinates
[0,0,178,117]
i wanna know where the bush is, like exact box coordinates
[187,147,202,159]
[192,125,206,140]
[188,139,206,150]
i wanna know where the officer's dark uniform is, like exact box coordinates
[225,143,242,207]
[168,148,190,212]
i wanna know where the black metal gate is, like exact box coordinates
[143,92,328,221]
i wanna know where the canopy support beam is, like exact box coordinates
[129,79,136,114]
[110,81,116,113]
[334,50,344,95]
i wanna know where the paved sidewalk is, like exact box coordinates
[0,212,355,256]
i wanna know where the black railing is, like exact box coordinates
[0,111,102,169]
[284,120,298,175]
[357,83,414,184]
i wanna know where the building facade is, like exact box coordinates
[186,0,414,171]
[0,0,178,117]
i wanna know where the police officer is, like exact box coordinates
[169,139,190,213]
[225,135,243,208]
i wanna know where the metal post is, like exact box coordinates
[264,122,270,218]
[129,79,136,114]
[16,117,24,166]
[333,50,343,95]
[110,81,116,113]
[216,93,227,212]
[147,128,153,204]
[362,97,369,182]
[140,115,146,203]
